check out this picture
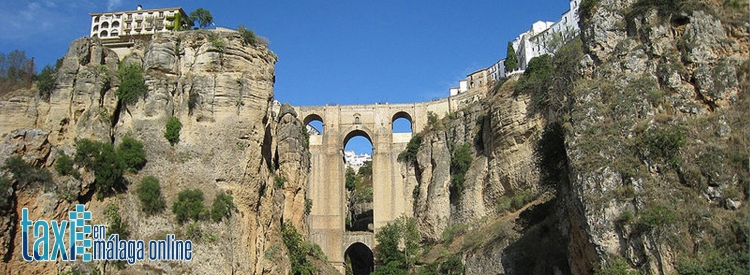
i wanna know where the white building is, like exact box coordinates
[486,0,581,82]
[344,150,372,172]
[90,5,192,43]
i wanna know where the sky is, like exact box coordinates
[0,0,573,154]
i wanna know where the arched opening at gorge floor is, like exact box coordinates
[345,242,374,275]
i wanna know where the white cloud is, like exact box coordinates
[107,0,122,11]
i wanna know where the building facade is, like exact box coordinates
[484,0,581,84]
[90,6,191,42]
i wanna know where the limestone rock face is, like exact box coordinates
[569,2,748,274]
[0,30,316,274]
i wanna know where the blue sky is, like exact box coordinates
[0,0,572,154]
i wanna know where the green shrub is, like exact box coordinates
[37,65,56,101]
[461,231,483,250]
[172,188,205,225]
[117,135,146,172]
[510,191,529,210]
[505,42,518,72]
[186,222,202,241]
[281,223,319,274]
[595,256,637,275]
[165,117,182,146]
[345,167,356,191]
[74,137,147,200]
[210,192,235,222]
[92,142,124,200]
[238,25,261,46]
[516,54,553,105]
[211,37,225,52]
[418,262,440,275]
[676,249,747,275]
[116,63,147,107]
[0,176,11,208]
[137,176,166,215]
[398,133,423,163]
[301,125,310,148]
[442,223,469,244]
[104,202,129,269]
[427,112,442,130]
[304,198,313,215]
[374,216,420,272]
[637,204,677,231]
[439,253,464,275]
[274,175,286,189]
[358,161,372,176]
[450,144,472,199]
[354,186,373,203]
[55,153,75,176]
[579,0,600,23]
[2,156,52,189]
[640,126,685,166]
[104,202,129,239]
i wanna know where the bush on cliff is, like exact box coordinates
[172,188,205,225]
[117,63,147,107]
[165,117,182,146]
[137,176,166,215]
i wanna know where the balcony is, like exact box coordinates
[135,15,144,21]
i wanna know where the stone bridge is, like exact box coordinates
[293,92,481,273]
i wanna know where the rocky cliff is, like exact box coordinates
[407,1,748,274]
[0,30,316,274]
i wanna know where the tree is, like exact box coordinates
[172,188,205,225]
[117,135,146,172]
[92,143,124,200]
[210,192,235,222]
[116,63,147,107]
[0,50,35,93]
[450,144,472,199]
[505,42,519,72]
[281,223,319,275]
[345,167,356,191]
[373,216,420,274]
[165,117,182,145]
[36,65,56,100]
[137,176,166,215]
[190,8,214,29]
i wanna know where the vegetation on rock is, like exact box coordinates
[210,192,235,222]
[189,8,214,29]
[281,223,326,275]
[116,62,147,107]
[504,42,519,72]
[397,133,423,163]
[74,138,147,200]
[373,216,420,274]
[137,176,166,215]
[172,188,206,225]
[449,143,472,200]
[165,116,182,146]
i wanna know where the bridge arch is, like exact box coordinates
[391,111,413,133]
[303,113,324,135]
[342,128,374,148]
[344,242,374,275]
